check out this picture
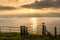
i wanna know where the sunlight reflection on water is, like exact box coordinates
[0,17,60,34]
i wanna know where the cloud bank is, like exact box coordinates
[0,6,16,10]
[21,0,60,9]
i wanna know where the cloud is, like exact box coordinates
[0,6,16,10]
[21,0,60,9]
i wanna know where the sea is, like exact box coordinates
[0,17,60,35]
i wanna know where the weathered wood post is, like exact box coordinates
[20,26,28,36]
[0,27,1,33]
[23,26,25,35]
[0,26,1,36]
[42,23,46,36]
[25,27,28,34]
[20,26,23,36]
[54,27,57,40]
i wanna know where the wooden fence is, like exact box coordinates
[0,23,58,40]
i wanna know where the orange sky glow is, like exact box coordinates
[0,7,60,15]
[0,0,60,15]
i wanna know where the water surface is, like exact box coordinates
[0,17,60,35]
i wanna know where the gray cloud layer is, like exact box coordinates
[21,0,60,9]
[0,6,16,10]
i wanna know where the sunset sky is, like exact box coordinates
[0,0,37,6]
[0,0,60,15]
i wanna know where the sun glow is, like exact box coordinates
[31,18,37,34]
[32,18,37,26]
[17,8,60,14]
[0,8,60,15]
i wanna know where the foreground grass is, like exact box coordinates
[0,32,60,40]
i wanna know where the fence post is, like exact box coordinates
[20,26,23,36]
[54,27,57,40]
[23,26,25,35]
[42,23,46,36]
[0,27,1,33]
[25,27,28,34]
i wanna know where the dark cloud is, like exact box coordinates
[21,0,60,9]
[0,6,16,10]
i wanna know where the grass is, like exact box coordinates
[0,32,60,40]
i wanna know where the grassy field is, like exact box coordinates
[0,32,60,40]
